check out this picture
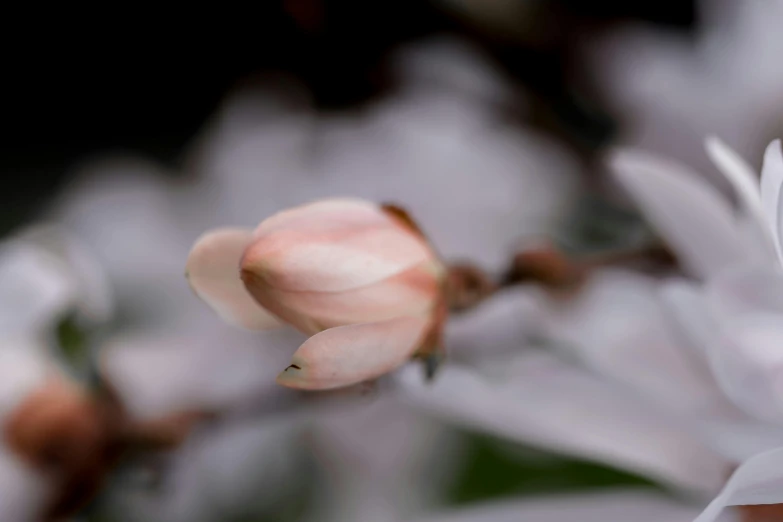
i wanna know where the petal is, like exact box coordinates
[413,490,719,522]
[661,280,783,461]
[703,267,783,423]
[542,269,721,415]
[277,317,430,390]
[253,198,387,237]
[707,265,783,319]
[396,352,729,493]
[186,228,280,330]
[445,286,546,363]
[761,139,783,263]
[695,447,783,522]
[659,280,718,362]
[99,326,299,419]
[244,219,434,293]
[705,137,774,260]
[247,261,440,334]
[0,341,51,419]
[20,224,115,325]
[0,240,77,337]
[610,149,750,280]
[0,446,48,522]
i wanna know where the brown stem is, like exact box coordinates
[446,240,678,312]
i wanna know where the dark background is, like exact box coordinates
[0,0,697,233]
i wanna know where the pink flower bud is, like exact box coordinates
[186,198,446,390]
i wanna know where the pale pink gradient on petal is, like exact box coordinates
[277,316,430,390]
[244,201,434,293]
[186,228,280,330]
[253,198,387,238]
[248,261,441,334]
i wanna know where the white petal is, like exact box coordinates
[661,280,783,461]
[20,224,115,325]
[0,240,77,337]
[707,265,783,319]
[396,352,729,493]
[0,446,49,522]
[695,447,783,522]
[412,490,734,522]
[705,136,773,260]
[610,149,750,280]
[760,139,783,263]
[659,280,717,362]
[445,286,546,363]
[0,340,50,419]
[99,326,298,419]
[186,228,280,330]
[542,269,721,415]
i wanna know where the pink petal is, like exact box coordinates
[276,316,430,390]
[253,198,387,237]
[248,261,440,334]
[244,200,435,293]
[186,228,280,330]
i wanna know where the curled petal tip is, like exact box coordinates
[275,363,307,389]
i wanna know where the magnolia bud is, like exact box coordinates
[187,198,447,390]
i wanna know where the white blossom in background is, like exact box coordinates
[586,0,783,185]
[608,136,783,520]
[0,228,114,521]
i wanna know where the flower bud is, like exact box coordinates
[241,199,442,332]
[187,198,447,390]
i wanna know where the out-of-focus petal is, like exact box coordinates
[310,397,456,522]
[695,447,783,522]
[20,224,115,325]
[412,490,737,522]
[99,326,299,419]
[396,352,729,493]
[760,139,783,262]
[707,265,783,319]
[661,280,783,461]
[0,341,52,419]
[277,317,430,390]
[542,270,722,415]
[0,240,76,337]
[0,446,49,522]
[610,149,751,279]
[709,312,783,424]
[445,286,546,363]
[186,228,280,330]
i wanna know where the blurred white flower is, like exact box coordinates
[587,0,783,186]
[609,136,783,519]
[0,227,113,521]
